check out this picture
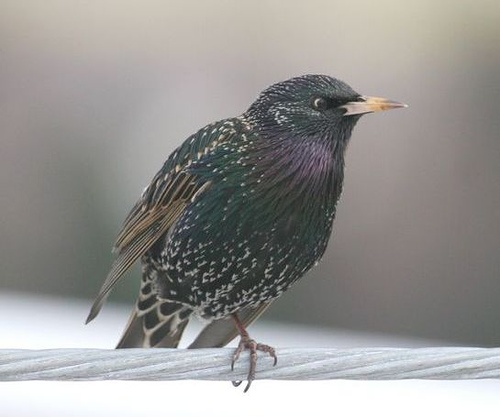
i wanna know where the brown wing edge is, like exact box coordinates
[86,117,241,325]
[85,202,185,324]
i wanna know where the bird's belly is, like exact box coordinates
[144,190,335,319]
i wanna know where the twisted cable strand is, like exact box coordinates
[1,348,500,381]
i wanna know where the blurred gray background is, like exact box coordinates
[1,0,499,345]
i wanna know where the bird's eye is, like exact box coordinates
[311,97,329,111]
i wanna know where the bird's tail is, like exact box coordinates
[188,302,271,348]
[117,280,192,348]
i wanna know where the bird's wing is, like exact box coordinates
[188,302,272,348]
[86,119,242,323]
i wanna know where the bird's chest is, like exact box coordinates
[151,187,336,317]
[147,140,344,317]
[183,158,339,254]
[158,168,335,272]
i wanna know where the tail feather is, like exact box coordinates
[116,276,191,348]
[117,301,191,348]
[92,264,272,349]
[116,306,190,348]
[188,302,272,349]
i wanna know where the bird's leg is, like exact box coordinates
[230,313,277,392]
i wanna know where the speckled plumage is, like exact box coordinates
[148,119,345,319]
[87,75,406,382]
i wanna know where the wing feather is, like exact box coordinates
[86,201,186,323]
[87,119,242,323]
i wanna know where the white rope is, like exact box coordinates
[1,347,500,382]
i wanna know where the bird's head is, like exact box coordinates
[244,74,406,142]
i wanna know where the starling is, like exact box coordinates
[87,74,406,391]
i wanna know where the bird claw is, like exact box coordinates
[231,336,277,393]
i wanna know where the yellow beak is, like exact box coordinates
[342,96,408,116]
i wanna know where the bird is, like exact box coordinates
[86,74,407,392]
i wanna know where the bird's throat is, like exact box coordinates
[265,135,346,198]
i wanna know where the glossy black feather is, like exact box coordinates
[89,74,379,349]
